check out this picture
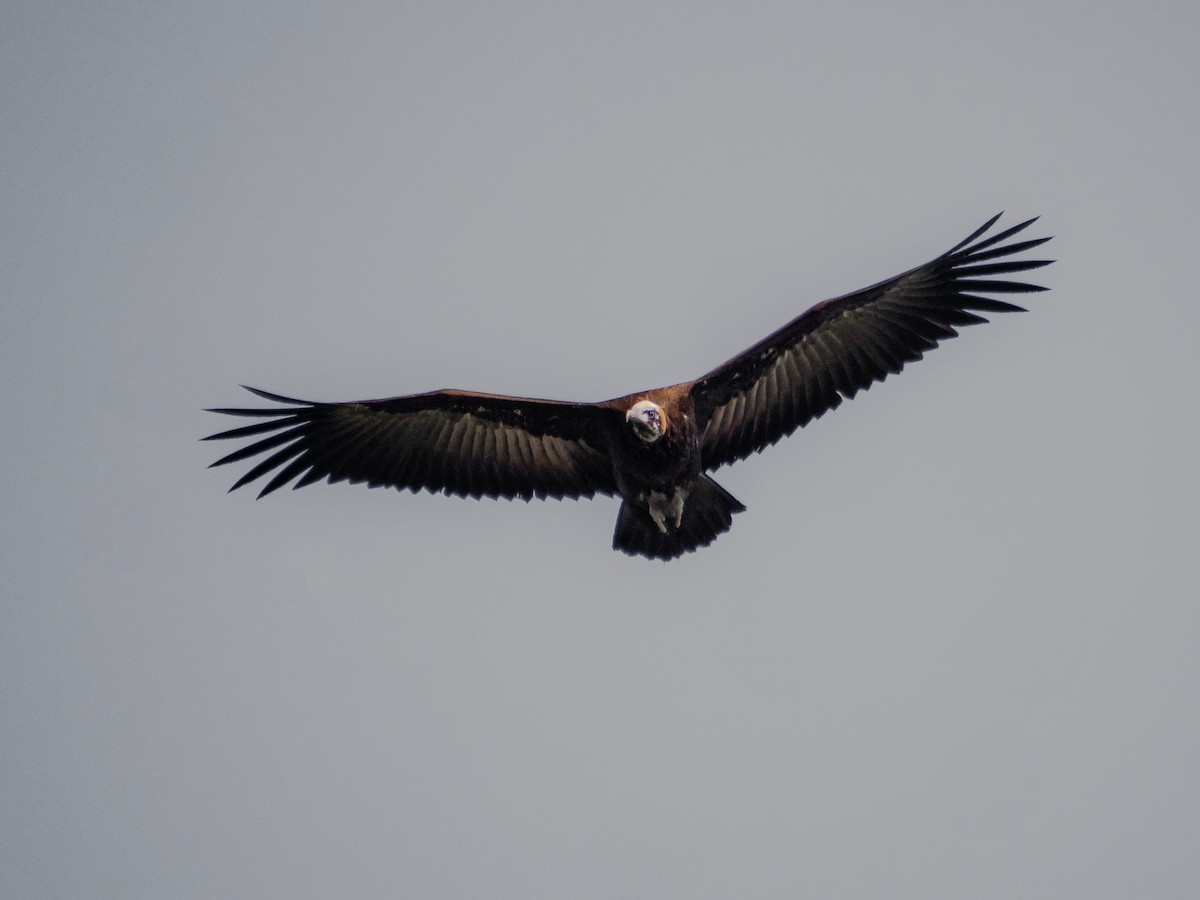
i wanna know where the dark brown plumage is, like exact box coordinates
[205,213,1052,560]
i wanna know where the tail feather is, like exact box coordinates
[613,475,746,561]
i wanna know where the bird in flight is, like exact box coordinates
[205,213,1051,560]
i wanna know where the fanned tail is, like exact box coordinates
[613,475,746,561]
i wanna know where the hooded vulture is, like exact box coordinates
[206,213,1051,560]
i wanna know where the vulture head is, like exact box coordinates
[626,400,666,443]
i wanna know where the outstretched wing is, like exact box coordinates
[691,214,1052,469]
[205,387,619,501]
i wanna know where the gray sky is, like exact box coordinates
[3,1,1198,898]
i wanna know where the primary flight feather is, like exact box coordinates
[206,213,1052,560]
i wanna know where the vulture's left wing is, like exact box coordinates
[205,387,619,501]
[691,214,1052,469]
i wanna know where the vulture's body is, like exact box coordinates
[206,214,1052,559]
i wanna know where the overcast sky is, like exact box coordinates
[3,2,1198,898]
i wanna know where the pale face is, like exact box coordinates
[626,400,666,443]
